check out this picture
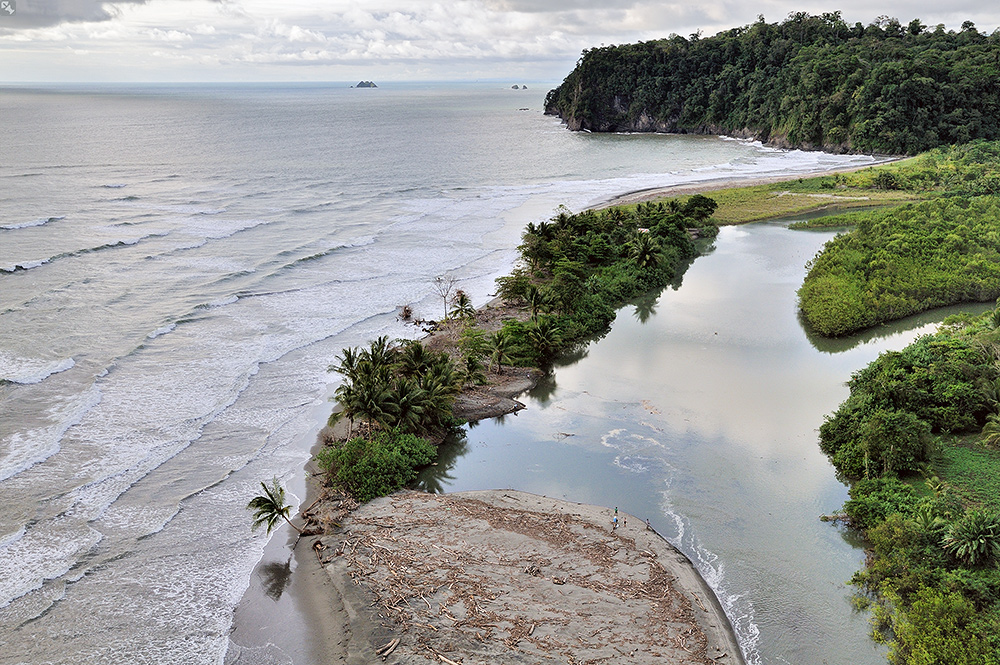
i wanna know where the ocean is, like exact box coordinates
[0,82,881,664]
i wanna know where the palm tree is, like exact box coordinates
[450,290,477,319]
[629,232,663,270]
[528,316,562,362]
[526,284,545,320]
[329,346,361,383]
[362,336,397,372]
[247,477,302,535]
[397,340,433,379]
[386,376,429,432]
[490,330,511,373]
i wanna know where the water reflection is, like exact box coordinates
[526,370,558,404]
[414,429,469,494]
[802,301,995,354]
[631,292,659,324]
[257,558,292,601]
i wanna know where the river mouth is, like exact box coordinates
[415,219,991,665]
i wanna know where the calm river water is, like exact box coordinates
[416,220,988,665]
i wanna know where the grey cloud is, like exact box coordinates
[0,0,148,28]
[484,0,638,10]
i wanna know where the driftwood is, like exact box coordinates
[323,491,721,664]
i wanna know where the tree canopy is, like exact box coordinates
[545,13,1000,155]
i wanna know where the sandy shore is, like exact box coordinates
[595,160,900,210]
[309,490,743,664]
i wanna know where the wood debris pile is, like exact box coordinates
[318,490,719,665]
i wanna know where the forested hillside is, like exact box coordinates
[545,12,1000,155]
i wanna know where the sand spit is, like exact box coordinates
[314,489,743,665]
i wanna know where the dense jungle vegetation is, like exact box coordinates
[317,197,719,501]
[796,140,1000,336]
[818,307,1000,664]
[544,12,1000,154]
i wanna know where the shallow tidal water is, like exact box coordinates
[416,221,990,665]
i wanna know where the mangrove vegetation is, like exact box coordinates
[795,140,1000,336]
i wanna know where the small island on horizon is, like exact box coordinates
[353,80,377,88]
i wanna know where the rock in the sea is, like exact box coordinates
[355,80,377,88]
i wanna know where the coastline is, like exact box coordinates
[594,159,902,211]
[231,157,903,664]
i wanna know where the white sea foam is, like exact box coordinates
[0,518,104,609]
[147,323,177,339]
[0,258,50,272]
[0,352,75,385]
[0,385,101,482]
[658,491,761,665]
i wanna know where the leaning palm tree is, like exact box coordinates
[247,477,303,535]
[329,346,361,383]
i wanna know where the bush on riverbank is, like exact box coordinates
[797,141,1000,336]
[316,429,437,503]
[819,307,1000,663]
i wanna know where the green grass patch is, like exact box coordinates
[708,179,920,225]
[937,437,1000,513]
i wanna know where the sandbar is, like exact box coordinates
[311,489,744,664]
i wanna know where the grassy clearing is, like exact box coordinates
[709,181,920,224]
[614,165,925,225]
[936,436,1000,513]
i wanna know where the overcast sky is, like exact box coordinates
[1,1,998,82]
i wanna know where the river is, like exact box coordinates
[414,219,989,665]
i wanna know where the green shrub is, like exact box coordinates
[317,429,436,502]
[844,477,918,531]
[890,586,998,665]
[942,509,1000,566]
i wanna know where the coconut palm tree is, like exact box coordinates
[329,346,361,383]
[528,316,562,362]
[450,290,477,319]
[397,340,434,379]
[247,477,302,535]
[362,335,397,372]
[526,284,545,320]
[629,232,663,270]
[386,376,429,432]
